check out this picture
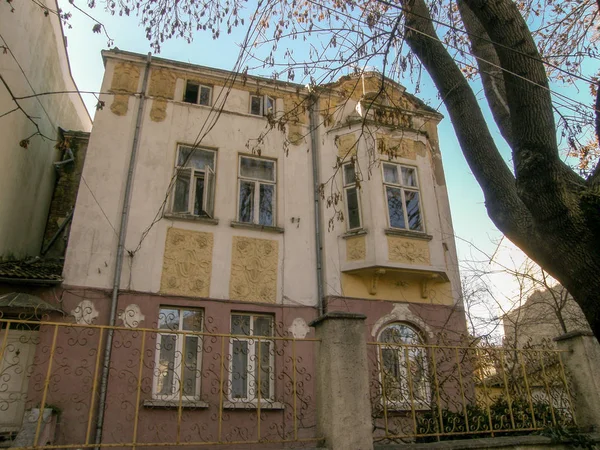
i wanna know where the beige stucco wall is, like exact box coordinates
[64,53,318,306]
[0,0,91,259]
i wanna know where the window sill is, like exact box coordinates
[384,228,432,241]
[223,401,285,410]
[164,213,219,225]
[342,228,367,239]
[230,221,284,234]
[143,399,209,409]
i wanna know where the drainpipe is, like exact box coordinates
[308,92,325,316]
[94,52,152,448]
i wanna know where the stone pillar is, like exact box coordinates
[555,331,600,431]
[310,312,373,450]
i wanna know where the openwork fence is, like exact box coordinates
[0,316,320,449]
[368,341,576,443]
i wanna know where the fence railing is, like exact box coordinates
[368,342,576,443]
[0,318,320,449]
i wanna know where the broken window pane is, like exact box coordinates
[184,81,199,103]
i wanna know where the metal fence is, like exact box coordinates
[368,341,576,443]
[0,317,320,449]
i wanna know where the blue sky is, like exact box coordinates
[57,0,590,319]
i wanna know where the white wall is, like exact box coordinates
[0,0,92,259]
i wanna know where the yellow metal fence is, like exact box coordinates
[0,318,321,449]
[368,341,576,443]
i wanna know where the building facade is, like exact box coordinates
[3,49,467,446]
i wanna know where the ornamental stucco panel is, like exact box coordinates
[336,132,358,158]
[109,62,140,116]
[377,134,416,159]
[229,236,279,304]
[387,236,430,265]
[346,235,366,261]
[160,228,213,298]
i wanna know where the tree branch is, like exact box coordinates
[456,0,513,147]
[400,0,533,244]
[464,0,583,224]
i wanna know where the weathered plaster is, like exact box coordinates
[149,99,168,122]
[118,304,145,328]
[377,134,417,159]
[288,317,310,339]
[229,236,278,303]
[160,228,213,297]
[371,303,433,339]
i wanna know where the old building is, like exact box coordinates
[2,49,467,447]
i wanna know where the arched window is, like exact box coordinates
[378,323,430,408]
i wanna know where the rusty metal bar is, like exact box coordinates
[538,350,557,426]
[475,348,494,437]
[86,328,105,445]
[376,344,389,437]
[131,330,146,449]
[498,349,515,430]
[34,325,59,447]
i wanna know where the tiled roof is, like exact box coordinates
[0,259,63,282]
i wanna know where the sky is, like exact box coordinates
[55,0,587,329]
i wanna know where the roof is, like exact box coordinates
[0,259,63,284]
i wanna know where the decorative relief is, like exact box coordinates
[110,63,141,93]
[109,63,140,116]
[160,228,213,298]
[150,99,168,122]
[377,134,416,159]
[371,303,433,339]
[229,236,279,304]
[336,132,358,158]
[118,304,145,328]
[110,94,130,116]
[387,236,430,265]
[346,235,366,261]
[148,68,176,99]
[71,300,99,325]
[288,318,310,339]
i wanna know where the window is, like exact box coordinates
[172,145,216,218]
[343,163,362,230]
[249,94,275,116]
[378,323,430,408]
[382,163,423,231]
[183,81,212,106]
[229,314,274,402]
[154,307,203,400]
[237,156,276,226]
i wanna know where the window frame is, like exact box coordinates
[183,80,212,106]
[342,162,362,231]
[228,313,275,403]
[171,145,217,218]
[249,94,275,117]
[237,155,277,226]
[382,162,424,232]
[377,322,431,410]
[152,307,204,401]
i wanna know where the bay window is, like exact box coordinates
[383,162,423,231]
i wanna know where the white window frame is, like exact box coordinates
[237,155,277,226]
[171,145,216,218]
[377,323,430,410]
[183,81,212,106]
[382,162,424,232]
[249,94,275,116]
[228,313,275,403]
[342,162,362,231]
[152,307,204,401]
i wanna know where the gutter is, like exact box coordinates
[308,91,325,316]
[94,52,152,448]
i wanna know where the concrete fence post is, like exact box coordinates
[555,331,600,431]
[310,312,373,450]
